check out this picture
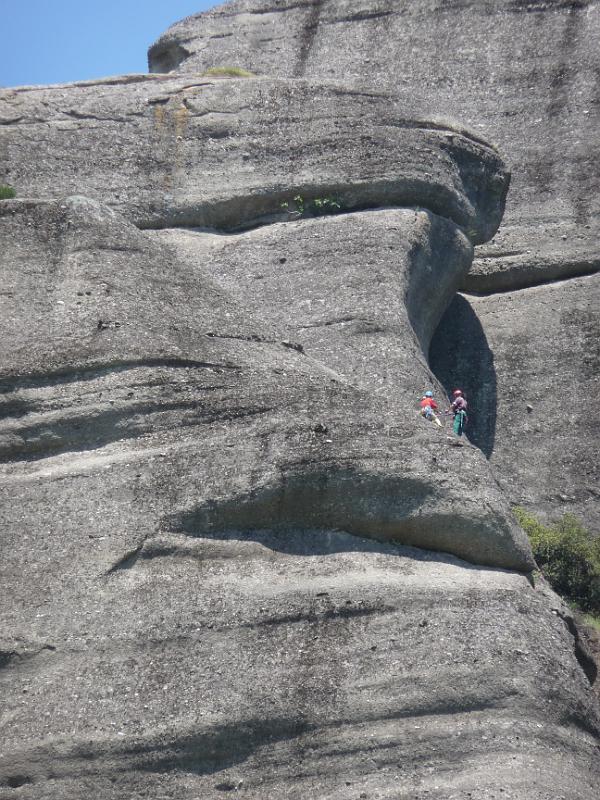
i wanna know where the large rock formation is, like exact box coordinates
[0,75,506,243]
[149,0,600,290]
[146,0,600,529]
[1,2,599,798]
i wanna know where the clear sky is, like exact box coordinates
[2,1,221,88]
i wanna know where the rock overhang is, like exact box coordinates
[146,0,600,294]
[0,76,509,244]
[0,68,527,576]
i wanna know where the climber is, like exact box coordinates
[420,390,442,427]
[448,389,468,437]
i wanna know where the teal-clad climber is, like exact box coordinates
[448,389,468,437]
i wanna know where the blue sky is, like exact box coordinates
[2,1,221,88]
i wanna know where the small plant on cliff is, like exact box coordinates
[280,195,343,217]
[0,184,16,200]
[514,507,600,613]
[280,195,306,215]
[201,67,255,78]
[312,196,342,214]
[583,613,600,633]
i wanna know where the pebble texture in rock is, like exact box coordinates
[150,0,600,291]
[145,0,600,536]
[431,273,600,532]
[0,193,531,572]
[0,77,507,244]
[1,5,599,799]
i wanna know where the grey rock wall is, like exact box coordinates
[0,76,507,243]
[1,3,600,798]
[150,0,600,291]
[0,172,530,573]
[2,525,599,799]
[431,273,600,531]
[147,0,600,531]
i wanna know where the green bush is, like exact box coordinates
[514,507,600,612]
[281,194,343,217]
[0,184,16,200]
[582,613,600,633]
[312,196,342,214]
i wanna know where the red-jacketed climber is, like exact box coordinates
[420,391,442,427]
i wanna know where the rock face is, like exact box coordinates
[1,3,599,799]
[147,0,600,532]
[150,0,600,291]
[0,76,507,243]
[2,529,599,799]
[0,191,532,573]
[431,273,600,531]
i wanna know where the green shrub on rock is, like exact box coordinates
[0,184,16,199]
[281,194,343,218]
[514,507,600,612]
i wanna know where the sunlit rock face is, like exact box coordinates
[0,6,599,800]
[150,0,600,291]
[0,77,506,243]
[0,79,531,570]
[146,0,600,531]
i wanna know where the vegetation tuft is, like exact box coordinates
[201,67,255,78]
[281,194,343,217]
[0,184,16,200]
[583,613,600,633]
[514,507,600,614]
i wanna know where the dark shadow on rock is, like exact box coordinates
[429,295,497,459]
[0,717,313,789]
[139,716,313,777]
[165,469,432,551]
[158,466,533,572]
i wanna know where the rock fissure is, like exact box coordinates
[0,644,56,671]
[554,609,598,685]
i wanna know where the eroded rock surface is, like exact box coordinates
[0,76,507,243]
[431,274,600,532]
[146,0,600,531]
[1,4,599,798]
[150,0,600,290]
[0,187,531,573]
[2,530,599,799]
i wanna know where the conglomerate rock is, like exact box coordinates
[145,0,600,530]
[149,0,600,291]
[2,527,599,799]
[431,273,600,532]
[0,194,532,571]
[0,75,507,244]
[1,4,599,799]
